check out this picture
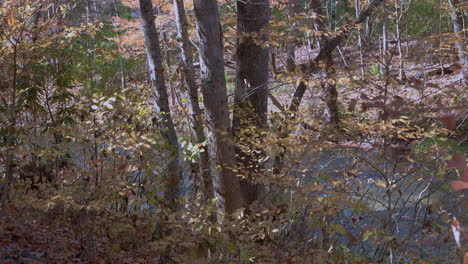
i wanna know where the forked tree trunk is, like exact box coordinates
[173,0,213,200]
[233,0,270,206]
[193,0,243,214]
[139,0,181,211]
[310,0,340,125]
[447,0,468,85]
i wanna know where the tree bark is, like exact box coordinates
[286,0,303,72]
[173,0,213,200]
[1,44,18,205]
[365,0,374,46]
[139,0,181,211]
[447,0,468,86]
[310,0,340,125]
[233,0,270,206]
[394,0,404,80]
[193,0,243,214]
[380,0,388,74]
[356,0,365,76]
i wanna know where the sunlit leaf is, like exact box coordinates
[450,180,468,191]
[451,217,461,248]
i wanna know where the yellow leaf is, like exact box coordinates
[377,180,386,188]
[4,12,16,27]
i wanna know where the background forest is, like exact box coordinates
[0,0,467,263]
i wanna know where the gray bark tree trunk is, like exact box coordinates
[365,0,374,46]
[139,0,181,211]
[355,0,365,76]
[394,0,404,80]
[380,0,388,74]
[232,0,270,206]
[193,0,243,214]
[173,0,213,200]
[448,0,468,86]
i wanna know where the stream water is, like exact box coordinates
[283,145,463,262]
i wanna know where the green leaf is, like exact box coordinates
[363,230,373,241]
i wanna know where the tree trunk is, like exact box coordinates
[286,0,303,72]
[447,0,468,86]
[193,0,243,214]
[323,52,340,125]
[233,0,270,207]
[139,0,181,211]
[380,0,388,74]
[310,0,340,125]
[173,0,213,200]
[355,0,365,76]
[1,44,18,205]
[394,0,404,80]
[365,0,374,46]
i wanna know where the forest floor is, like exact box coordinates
[0,207,85,263]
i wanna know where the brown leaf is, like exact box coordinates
[462,172,468,182]
[440,115,457,130]
[4,14,16,27]
[450,180,468,191]
[360,93,370,100]
[409,77,423,86]
[373,95,386,101]
[348,99,357,112]
[390,96,405,108]
[345,231,357,244]
[447,153,467,170]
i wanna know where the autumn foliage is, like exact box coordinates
[0,0,467,263]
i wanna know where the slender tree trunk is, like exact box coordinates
[356,0,365,76]
[139,0,181,211]
[365,0,374,46]
[310,0,340,125]
[323,53,340,124]
[286,0,303,72]
[1,44,18,205]
[394,0,404,80]
[381,0,388,74]
[460,7,468,41]
[285,45,296,72]
[332,0,338,31]
[113,0,126,89]
[233,0,270,206]
[193,0,243,214]
[447,0,468,85]
[173,0,213,200]
[272,80,307,176]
